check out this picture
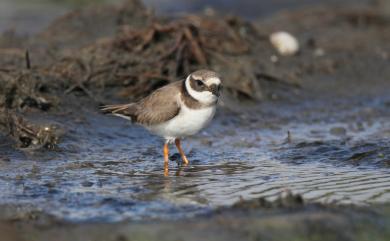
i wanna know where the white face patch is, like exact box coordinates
[185,76,217,105]
[205,77,221,85]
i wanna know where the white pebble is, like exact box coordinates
[314,48,325,57]
[269,31,299,56]
[270,55,279,63]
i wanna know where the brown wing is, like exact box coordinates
[100,103,138,121]
[134,81,182,125]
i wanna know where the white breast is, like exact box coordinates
[147,100,216,142]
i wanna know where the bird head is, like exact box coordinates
[185,69,222,105]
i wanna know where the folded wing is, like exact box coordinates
[101,81,182,125]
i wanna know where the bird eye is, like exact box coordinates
[196,80,204,86]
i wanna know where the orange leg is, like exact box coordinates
[164,142,169,176]
[175,139,189,165]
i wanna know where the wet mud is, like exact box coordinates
[1,196,390,241]
[0,0,390,240]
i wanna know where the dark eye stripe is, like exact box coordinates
[190,77,207,92]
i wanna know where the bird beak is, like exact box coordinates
[209,84,220,97]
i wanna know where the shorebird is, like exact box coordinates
[101,70,222,175]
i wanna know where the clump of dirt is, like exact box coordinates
[47,14,261,101]
[0,53,62,149]
[0,110,62,150]
[0,63,56,111]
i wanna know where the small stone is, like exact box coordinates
[44,182,56,188]
[314,48,325,57]
[170,153,180,162]
[15,175,24,180]
[329,127,347,136]
[270,55,279,63]
[269,31,299,56]
[81,181,94,187]
[0,156,10,162]
[203,7,216,16]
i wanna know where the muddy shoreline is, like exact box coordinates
[1,196,390,241]
[0,0,390,240]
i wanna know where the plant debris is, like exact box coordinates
[0,110,62,149]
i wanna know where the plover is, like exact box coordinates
[101,70,222,175]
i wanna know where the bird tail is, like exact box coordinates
[100,103,137,121]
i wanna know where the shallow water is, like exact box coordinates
[1,97,389,222]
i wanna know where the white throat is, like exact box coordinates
[185,76,217,105]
